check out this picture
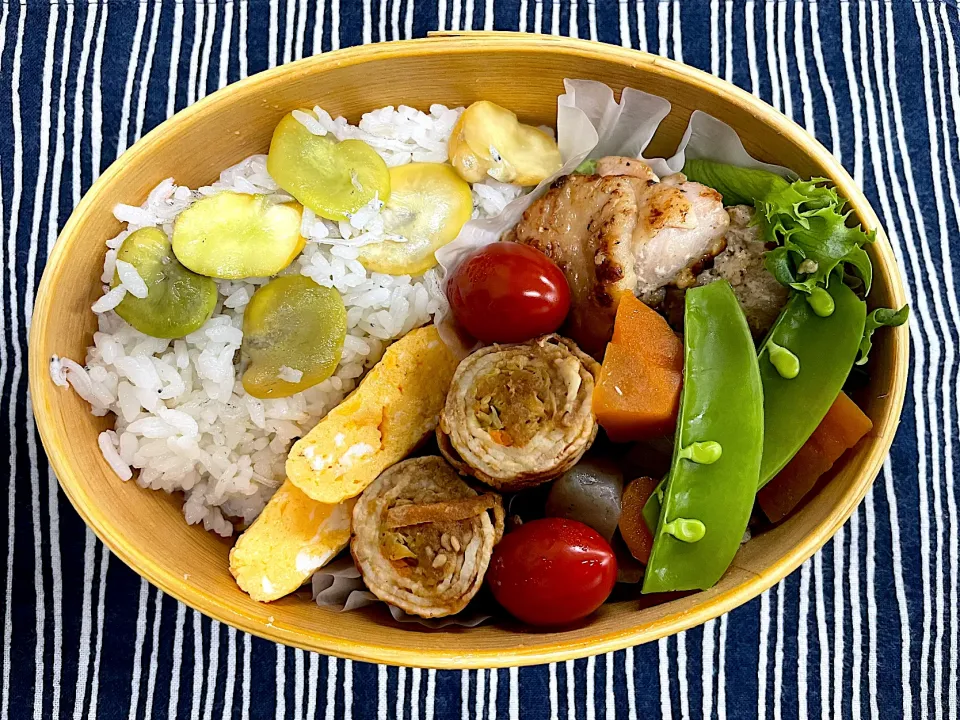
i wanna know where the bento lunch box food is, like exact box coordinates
[30,35,908,668]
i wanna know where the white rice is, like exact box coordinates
[91,286,126,313]
[49,355,68,387]
[115,260,148,298]
[55,103,523,536]
[278,366,303,383]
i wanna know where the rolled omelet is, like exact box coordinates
[286,325,459,504]
[437,334,600,491]
[229,480,355,602]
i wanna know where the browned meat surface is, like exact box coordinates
[660,205,789,338]
[509,156,729,355]
[633,175,729,298]
[507,173,642,356]
[596,156,659,181]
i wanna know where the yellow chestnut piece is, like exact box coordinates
[448,101,562,186]
[358,163,473,276]
[172,192,305,280]
[267,112,391,222]
[241,275,347,399]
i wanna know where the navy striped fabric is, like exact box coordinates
[3,1,958,718]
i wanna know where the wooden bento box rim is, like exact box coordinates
[28,33,909,668]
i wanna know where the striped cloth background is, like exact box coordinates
[2,0,957,717]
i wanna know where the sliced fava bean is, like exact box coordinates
[267,112,390,221]
[241,275,346,399]
[111,227,217,338]
[642,280,764,594]
[357,163,473,275]
[172,192,305,279]
[448,101,562,186]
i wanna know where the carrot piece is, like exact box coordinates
[611,294,684,370]
[593,295,683,442]
[619,476,659,564]
[594,345,682,440]
[758,392,873,523]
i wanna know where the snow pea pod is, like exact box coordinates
[757,281,866,488]
[641,476,665,536]
[642,281,764,594]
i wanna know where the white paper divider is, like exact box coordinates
[660,109,798,179]
[312,555,492,628]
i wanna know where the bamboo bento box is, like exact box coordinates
[28,34,908,668]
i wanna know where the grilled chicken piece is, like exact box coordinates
[509,157,729,355]
[507,173,642,356]
[596,156,660,181]
[660,205,788,338]
[633,175,729,298]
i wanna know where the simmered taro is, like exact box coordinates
[544,457,624,542]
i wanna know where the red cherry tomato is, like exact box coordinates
[447,243,571,343]
[486,517,617,626]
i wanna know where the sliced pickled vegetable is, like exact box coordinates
[448,101,562,186]
[172,192,305,279]
[544,457,624,542]
[111,227,217,339]
[357,163,473,275]
[241,275,346,399]
[267,112,390,221]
